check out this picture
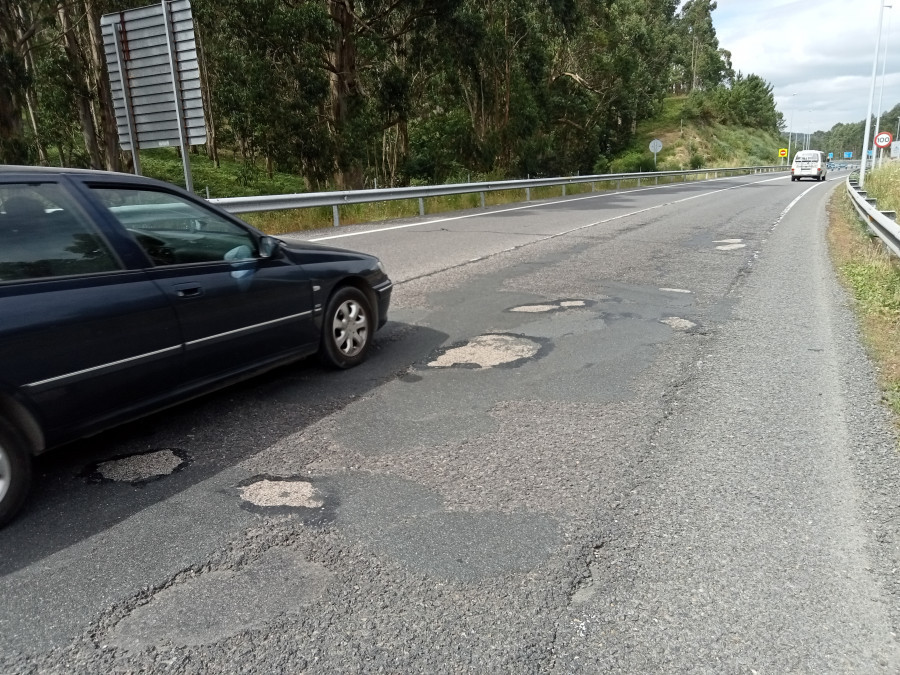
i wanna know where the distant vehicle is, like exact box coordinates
[0,167,393,526]
[791,150,828,181]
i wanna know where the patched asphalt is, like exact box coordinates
[3,173,900,673]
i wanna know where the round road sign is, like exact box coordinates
[875,131,893,148]
[649,139,663,153]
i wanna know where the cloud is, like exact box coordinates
[711,0,896,132]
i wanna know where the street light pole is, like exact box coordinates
[787,93,797,164]
[875,6,893,167]
[861,0,888,188]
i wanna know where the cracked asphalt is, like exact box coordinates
[3,171,899,673]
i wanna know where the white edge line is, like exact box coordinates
[308,174,789,242]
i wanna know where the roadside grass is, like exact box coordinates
[827,182,900,417]
[861,162,900,213]
[241,174,710,235]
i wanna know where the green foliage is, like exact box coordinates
[682,74,780,132]
[610,151,656,173]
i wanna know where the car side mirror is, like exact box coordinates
[258,235,280,258]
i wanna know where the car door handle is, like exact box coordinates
[173,283,203,298]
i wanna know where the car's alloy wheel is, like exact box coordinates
[0,418,31,528]
[321,286,373,369]
[333,299,368,356]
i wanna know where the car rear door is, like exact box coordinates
[0,177,184,447]
[85,185,317,385]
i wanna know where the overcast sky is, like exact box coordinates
[708,0,897,135]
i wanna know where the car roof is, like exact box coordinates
[0,165,136,177]
[0,165,186,190]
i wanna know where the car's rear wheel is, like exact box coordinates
[0,418,32,528]
[320,286,373,369]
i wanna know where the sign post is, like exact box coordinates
[649,139,663,168]
[101,1,207,191]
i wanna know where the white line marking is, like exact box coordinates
[308,174,789,242]
[772,182,824,229]
[660,288,693,293]
[716,243,747,250]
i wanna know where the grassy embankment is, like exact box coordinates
[140,96,784,235]
[828,162,900,418]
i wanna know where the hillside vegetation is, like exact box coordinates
[4,0,782,192]
[135,94,783,233]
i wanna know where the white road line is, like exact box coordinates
[309,174,789,242]
[771,182,825,229]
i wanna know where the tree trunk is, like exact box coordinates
[0,0,30,163]
[15,5,48,165]
[83,0,121,171]
[58,1,103,169]
[329,0,363,189]
[196,26,219,166]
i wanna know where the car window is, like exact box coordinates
[0,183,121,282]
[90,187,258,266]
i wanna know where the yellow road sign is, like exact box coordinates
[778,148,788,157]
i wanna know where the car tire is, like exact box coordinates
[0,417,32,528]
[320,286,373,369]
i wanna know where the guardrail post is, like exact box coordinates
[637,177,641,186]
[616,179,621,191]
[526,187,531,201]
[563,184,567,196]
[655,176,659,185]
[714,171,718,179]
[591,182,595,192]
[480,192,485,209]
[418,197,425,217]
[332,205,340,227]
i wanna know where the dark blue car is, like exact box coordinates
[0,167,392,525]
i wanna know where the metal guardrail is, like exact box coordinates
[845,174,900,258]
[210,165,788,226]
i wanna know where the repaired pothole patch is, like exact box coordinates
[239,478,324,508]
[509,299,591,313]
[661,317,697,331]
[428,333,543,369]
[107,548,331,649]
[509,304,559,313]
[91,449,187,484]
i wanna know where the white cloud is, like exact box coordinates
[710,0,897,133]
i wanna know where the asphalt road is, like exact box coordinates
[4,169,900,673]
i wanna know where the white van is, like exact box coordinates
[791,150,828,181]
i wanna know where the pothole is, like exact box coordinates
[427,333,543,369]
[238,477,324,508]
[87,449,187,484]
[660,317,697,331]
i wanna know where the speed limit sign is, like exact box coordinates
[875,131,893,148]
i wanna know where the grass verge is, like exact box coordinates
[827,183,900,417]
